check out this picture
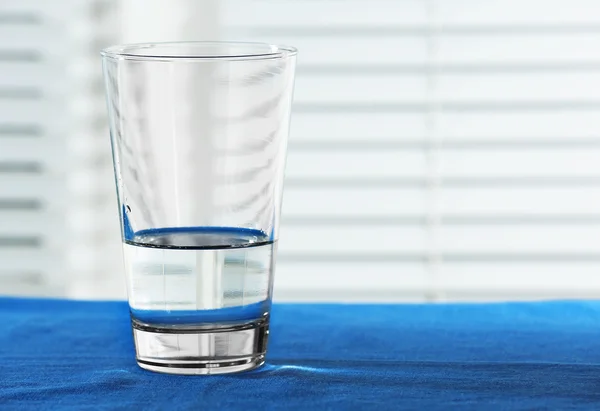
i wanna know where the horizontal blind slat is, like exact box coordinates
[286,151,425,179]
[440,110,600,139]
[438,0,600,25]
[275,262,427,294]
[278,226,426,254]
[292,112,427,141]
[441,148,600,177]
[440,226,600,253]
[441,187,600,215]
[283,187,425,217]
[294,74,426,104]
[439,33,600,64]
[439,263,600,292]
[222,0,427,28]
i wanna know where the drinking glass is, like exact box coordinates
[101,42,297,374]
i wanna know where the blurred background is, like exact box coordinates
[3,0,600,302]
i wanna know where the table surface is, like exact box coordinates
[2,297,600,410]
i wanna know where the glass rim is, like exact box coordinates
[101,41,297,62]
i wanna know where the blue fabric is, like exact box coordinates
[2,298,600,410]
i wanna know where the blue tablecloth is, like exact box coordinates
[2,297,600,410]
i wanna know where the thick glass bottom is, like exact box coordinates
[132,317,268,375]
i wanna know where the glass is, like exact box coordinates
[101,42,297,374]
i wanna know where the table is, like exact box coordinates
[2,297,600,410]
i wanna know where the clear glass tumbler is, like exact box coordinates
[101,42,297,374]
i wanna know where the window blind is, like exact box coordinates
[0,0,123,298]
[66,0,123,298]
[221,0,600,301]
[0,0,72,296]
[6,0,600,302]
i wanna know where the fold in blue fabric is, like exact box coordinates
[2,298,600,410]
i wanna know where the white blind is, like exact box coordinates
[5,0,600,302]
[222,0,600,301]
[0,0,73,296]
[66,0,123,298]
[0,0,123,298]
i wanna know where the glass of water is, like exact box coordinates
[101,42,297,374]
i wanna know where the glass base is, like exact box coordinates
[132,318,268,375]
